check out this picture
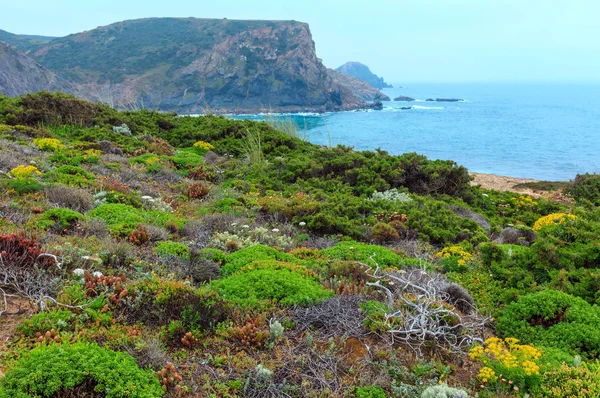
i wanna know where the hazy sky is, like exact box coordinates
[1,0,599,83]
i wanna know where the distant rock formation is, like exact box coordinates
[394,95,415,101]
[326,69,390,101]
[335,61,392,90]
[426,98,463,102]
[0,41,75,97]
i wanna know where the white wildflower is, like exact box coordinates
[92,271,103,278]
[72,268,85,277]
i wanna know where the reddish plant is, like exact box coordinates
[233,316,269,347]
[185,182,210,200]
[181,331,198,348]
[84,272,128,306]
[157,362,183,393]
[129,224,150,246]
[0,232,54,268]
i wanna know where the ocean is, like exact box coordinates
[230,83,600,181]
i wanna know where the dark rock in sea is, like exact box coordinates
[427,98,463,102]
[370,101,384,111]
[394,95,415,101]
[399,106,412,110]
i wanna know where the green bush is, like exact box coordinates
[122,278,229,334]
[17,310,76,337]
[88,204,144,237]
[496,290,600,358]
[154,241,190,259]
[37,207,84,230]
[321,241,403,268]
[221,244,299,277]
[0,343,163,397]
[568,173,600,206]
[214,268,332,307]
[44,165,96,187]
[355,385,387,398]
[535,362,600,397]
[3,178,44,194]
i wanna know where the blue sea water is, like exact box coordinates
[231,83,600,181]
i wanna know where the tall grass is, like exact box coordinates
[264,114,307,141]
[243,127,266,166]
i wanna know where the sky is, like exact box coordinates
[1,0,599,83]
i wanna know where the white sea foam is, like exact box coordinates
[411,105,445,110]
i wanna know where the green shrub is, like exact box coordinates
[122,278,229,334]
[3,178,43,194]
[44,165,96,187]
[212,198,245,213]
[535,362,600,397]
[355,385,387,398]
[568,173,600,206]
[88,204,144,237]
[214,268,332,307]
[37,207,84,230]
[154,241,190,259]
[17,310,76,337]
[496,290,600,358]
[0,343,163,397]
[221,244,299,277]
[171,149,204,169]
[321,241,403,268]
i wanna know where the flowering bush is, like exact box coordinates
[533,213,577,231]
[33,137,65,152]
[9,165,42,179]
[469,337,542,394]
[436,245,474,272]
[192,140,215,151]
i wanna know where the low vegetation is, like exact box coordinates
[0,92,598,397]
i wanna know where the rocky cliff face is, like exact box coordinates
[0,41,74,97]
[21,18,367,113]
[336,61,392,90]
[326,69,390,101]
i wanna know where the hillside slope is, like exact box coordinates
[26,18,367,113]
[326,68,390,101]
[0,41,74,97]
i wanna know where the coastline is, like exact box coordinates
[470,172,570,202]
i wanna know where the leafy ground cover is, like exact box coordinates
[0,92,599,397]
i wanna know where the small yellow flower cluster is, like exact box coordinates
[533,213,577,231]
[469,337,542,384]
[478,366,497,383]
[436,245,474,267]
[10,165,42,179]
[33,137,66,152]
[83,149,101,160]
[192,140,215,151]
[512,195,537,208]
[521,360,540,376]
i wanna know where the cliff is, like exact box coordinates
[336,61,392,89]
[0,41,75,97]
[19,18,367,113]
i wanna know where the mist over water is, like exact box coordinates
[232,83,600,181]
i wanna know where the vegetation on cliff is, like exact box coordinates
[0,92,599,397]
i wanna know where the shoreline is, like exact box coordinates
[469,172,569,200]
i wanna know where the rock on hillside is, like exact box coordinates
[24,18,367,114]
[336,61,392,89]
[326,69,390,101]
[0,41,75,97]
